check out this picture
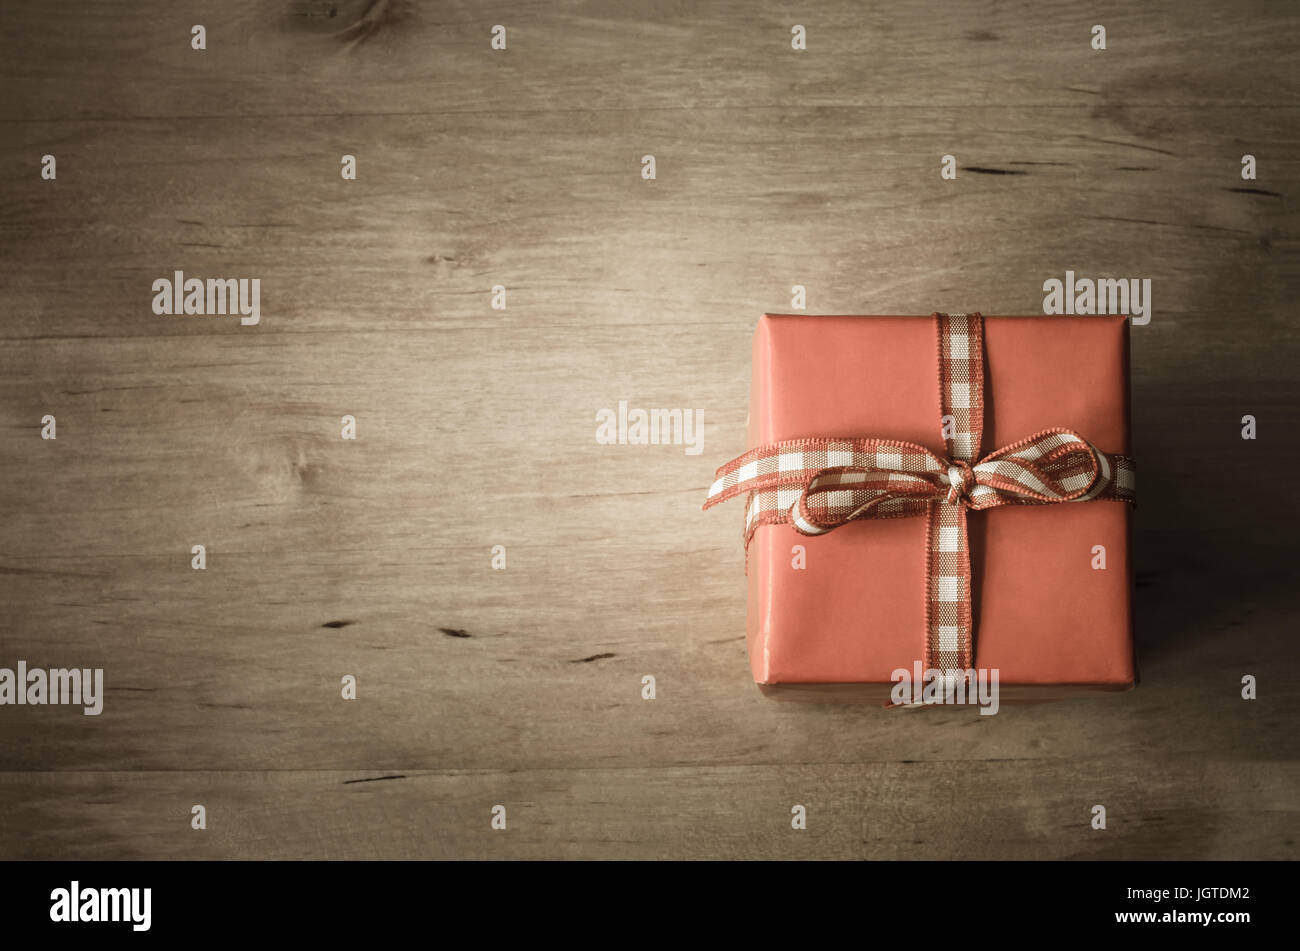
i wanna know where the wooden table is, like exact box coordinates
[0,0,1295,859]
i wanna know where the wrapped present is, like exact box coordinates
[704,313,1137,705]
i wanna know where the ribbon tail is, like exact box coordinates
[924,499,973,676]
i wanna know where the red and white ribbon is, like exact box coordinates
[703,314,1137,675]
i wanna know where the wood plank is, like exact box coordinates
[2,0,1297,124]
[1,760,1293,860]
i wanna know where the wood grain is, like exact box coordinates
[0,0,1296,858]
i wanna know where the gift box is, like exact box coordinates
[705,313,1137,703]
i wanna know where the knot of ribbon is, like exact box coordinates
[703,313,1136,676]
[780,427,1116,537]
[944,460,974,505]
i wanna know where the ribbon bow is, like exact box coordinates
[703,313,1136,676]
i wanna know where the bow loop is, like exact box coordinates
[967,428,1102,510]
[728,429,1116,538]
[790,461,944,535]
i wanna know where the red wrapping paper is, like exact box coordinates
[743,314,1135,699]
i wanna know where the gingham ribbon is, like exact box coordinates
[703,313,1137,675]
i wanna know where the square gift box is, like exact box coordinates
[709,314,1136,702]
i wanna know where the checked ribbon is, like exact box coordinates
[703,313,1137,676]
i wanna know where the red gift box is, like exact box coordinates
[709,314,1136,703]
